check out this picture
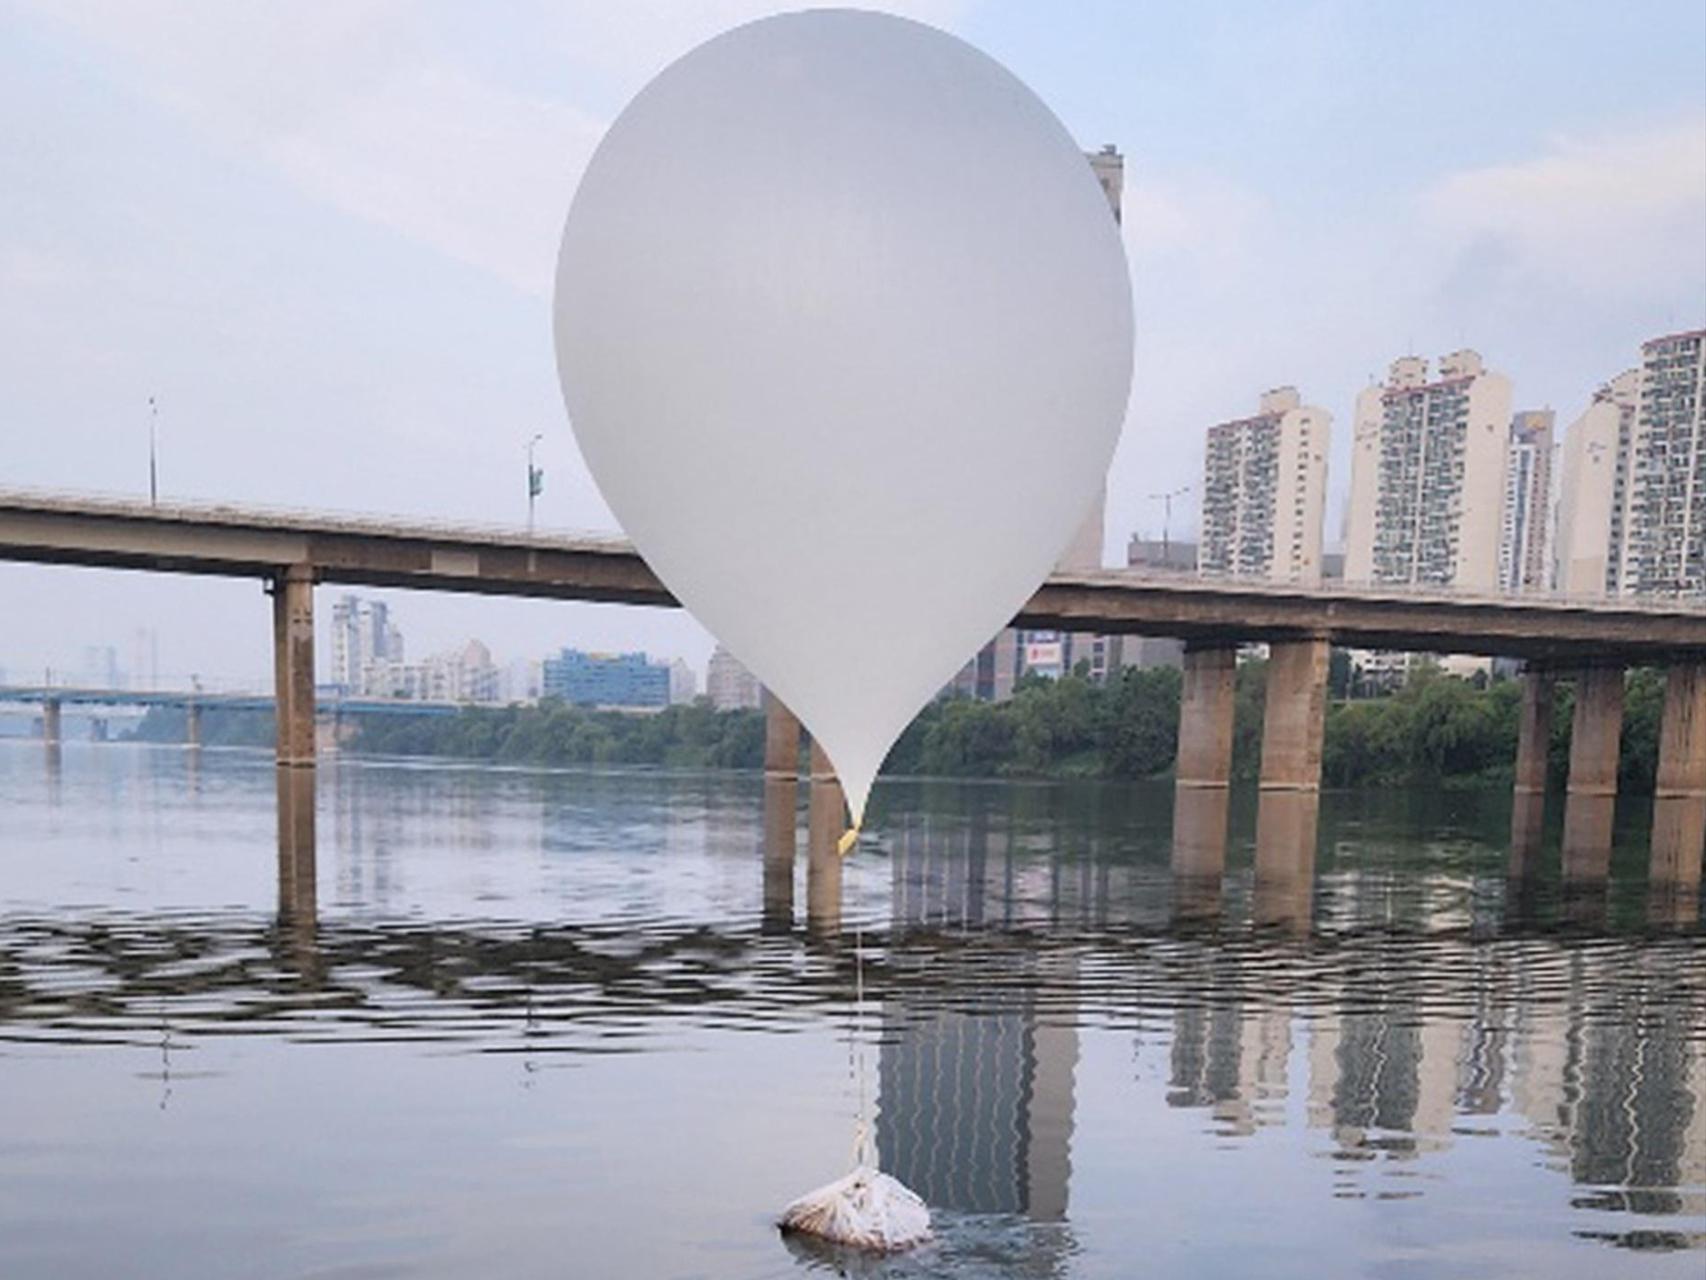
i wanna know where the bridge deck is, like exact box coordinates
[3,489,1702,663]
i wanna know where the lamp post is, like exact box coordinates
[148,395,159,506]
[1145,484,1191,567]
[526,433,544,536]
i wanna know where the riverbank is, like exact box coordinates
[126,663,1669,794]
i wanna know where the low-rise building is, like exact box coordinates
[542,649,670,709]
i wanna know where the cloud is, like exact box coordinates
[1423,118,1706,299]
[19,1,974,295]
[19,3,602,293]
[537,0,973,85]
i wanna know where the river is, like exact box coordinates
[1,741,1701,1278]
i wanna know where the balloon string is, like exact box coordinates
[848,821,870,1171]
[855,840,867,1168]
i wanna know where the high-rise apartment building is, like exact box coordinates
[1619,329,1706,598]
[329,593,405,694]
[1199,387,1329,583]
[1555,371,1639,596]
[953,145,1125,702]
[668,659,698,706]
[1555,329,1706,600]
[705,644,763,711]
[1087,142,1123,222]
[1344,351,1512,591]
[1497,410,1555,594]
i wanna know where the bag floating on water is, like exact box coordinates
[779,1165,932,1252]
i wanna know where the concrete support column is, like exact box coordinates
[1172,644,1236,907]
[1508,669,1554,879]
[272,564,316,769]
[1562,666,1623,881]
[272,564,316,920]
[806,739,844,935]
[1255,636,1329,927]
[764,692,802,780]
[41,697,62,749]
[185,701,203,750]
[1650,662,1706,898]
[761,693,802,930]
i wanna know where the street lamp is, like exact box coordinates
[1145,484,1191,566]
[148,395,159,506]
[526,433,545,535]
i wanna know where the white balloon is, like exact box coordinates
[555,10,1132,824]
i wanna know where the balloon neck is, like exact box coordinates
[836,822,861,858]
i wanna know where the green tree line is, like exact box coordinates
[131,662,1672,794]
[128,705,275,748]
[350,699,766,770]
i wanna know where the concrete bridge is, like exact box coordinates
[4,487,1704,923]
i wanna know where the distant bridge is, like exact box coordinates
[0,681,460,748]
[0,684,461,717]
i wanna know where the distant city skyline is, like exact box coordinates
[3,2,1701,681]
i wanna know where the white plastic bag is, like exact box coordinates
[779,1165,932,1252]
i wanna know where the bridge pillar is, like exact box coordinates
[185,701,202,750]
[41,697,62,749]
[762,692,802,929]
[271,564,316,913]
[1650,662,1706,900]
[1509,668,1554,879]
[1562,666,1623,882]
[764,691,802,780]
[1172,643,1236,908]
[272,564,316,769]
[1255,636,1328,927]
[806,739,844,936]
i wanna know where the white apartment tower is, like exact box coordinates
[1345,351,1513,591]
[1620,329,1706,598]
[1498,410,1555,594]
[1058,144,1123,578]
[1554,370,1639,596]
[329,593,405,694]
[955,144,1125,702]
[1199,386,1330,583]
[1555,328,1706,600]
[705,644,763,711]
[668,659,698,706]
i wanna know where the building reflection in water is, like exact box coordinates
[1162,930,1706,1234]
[867,783,1703,1249]
[230,766,1706,1249]
[877,793,1081,1248]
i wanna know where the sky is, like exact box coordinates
[2,0,1703,690]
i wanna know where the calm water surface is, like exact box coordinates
[1,742,1702,1278]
